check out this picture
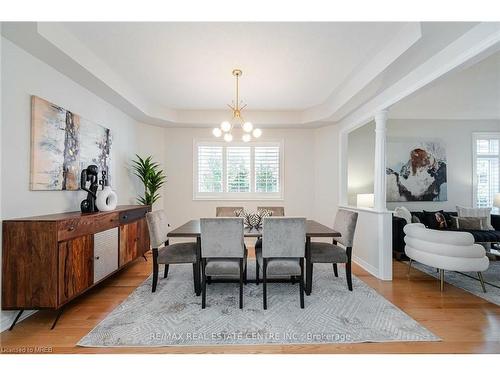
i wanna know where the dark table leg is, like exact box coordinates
[305,236,313,295]
[195,236,202,296]
[8,310,24,331]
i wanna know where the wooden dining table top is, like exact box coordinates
[167,219,340,238]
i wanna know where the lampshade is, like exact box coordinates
[223,133,233,142]
[242,133,251,142]
[220,121,231,132]
[357,193,374,208]
[242,122,253,132]
[212,128,222,137]
[494,193,500,208]
[252,128,262,138]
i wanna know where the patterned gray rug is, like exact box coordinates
[78,262,439,347]
[411,260,500,306]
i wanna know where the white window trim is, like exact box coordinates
[472,132,500,208]
[193,138,284,201]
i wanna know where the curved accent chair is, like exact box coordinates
[146,210,199,294]
[306,209,358,294]
[200,218,246,309]
[256,217,306,309]
[404,223,489,292]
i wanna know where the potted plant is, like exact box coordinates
[131,155,166,206]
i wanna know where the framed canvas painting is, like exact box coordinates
[386,139,447,202]
[30,96,111,190]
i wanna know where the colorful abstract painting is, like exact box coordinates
[30,96,112,190]
[386,139,447,202]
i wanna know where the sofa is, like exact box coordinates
[393,211,500,260]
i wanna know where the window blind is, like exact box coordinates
[255,146,280,193]
[226,147,251,192]
[198,146,223,193]
[475,137,500,208]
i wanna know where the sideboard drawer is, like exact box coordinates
[58,212,119,241]
[119,207,149,225]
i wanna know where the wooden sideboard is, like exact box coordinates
[2,205,151,322]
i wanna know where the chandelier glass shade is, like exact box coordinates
[213,69,262,142]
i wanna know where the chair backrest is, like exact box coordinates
[216,207,244,217]
[258,206,285,216]
[200,218,245,258]
[333,209,358,248]
[262,217,306,258]
[146,210,169,249]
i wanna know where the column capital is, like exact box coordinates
[374,109,389,126]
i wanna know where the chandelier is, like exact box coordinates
[212,69,262,142]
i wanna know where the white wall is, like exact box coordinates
[347,122,375,206]
[313,124,340,227]
[159,127,316,231]
[1,38,141,219]
[346,118,500,212]
[386,119,500,211]
[0,38,147,331]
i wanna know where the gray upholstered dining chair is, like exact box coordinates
[256,217,306,309]
[257,206,285,216]
[306,209,358,294]
[215,207,244,217]
[146,210,199,293]
[254,206,285,254]
[200,218,246,309]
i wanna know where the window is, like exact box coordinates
[473,133,500,208]
[194,141,283,200]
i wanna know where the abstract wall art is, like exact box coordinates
[386,139,447,202]
[30,96,112,190]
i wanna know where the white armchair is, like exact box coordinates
[403,223,489,292]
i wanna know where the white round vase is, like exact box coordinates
[96,186,118,212]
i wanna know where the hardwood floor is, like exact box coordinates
[1,250,500,354]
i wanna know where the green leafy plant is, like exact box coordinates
[131,155,166,206]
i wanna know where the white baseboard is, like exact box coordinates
[1,310,37,332]
[352,255,381,279]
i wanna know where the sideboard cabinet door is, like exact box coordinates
[58,235,94,306]
[119,222,138,266]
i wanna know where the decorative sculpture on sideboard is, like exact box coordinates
[80,165,99,213]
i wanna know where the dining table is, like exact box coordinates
[167,219,341,295]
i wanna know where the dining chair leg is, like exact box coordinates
[201,259,207,309]
[263,259,268,310]
[152,249,159,293]
[299,259,305,309]
[256,260,259,285]
[244,257,248,285]
[306,260,313,295]
[333,263,338,277]
[192,263,198,294]
[239,259,244,309]
[164,264,169,279]
[346,260,353,291]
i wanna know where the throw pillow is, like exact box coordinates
[456,206,493,230]
[423,210,448,229]
[449,216,459,229]
[394,206,412,224]
[457,217,484,230]
[411,215,421,224]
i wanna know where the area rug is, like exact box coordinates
[78,262,439,347]
[411,260,500,306]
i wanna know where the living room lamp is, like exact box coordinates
[494,193,500,208]
[212,69,262,142]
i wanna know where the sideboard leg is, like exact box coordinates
[50,308,65,330]
[9,310,24,331]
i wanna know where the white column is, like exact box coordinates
[373,109,388,211]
